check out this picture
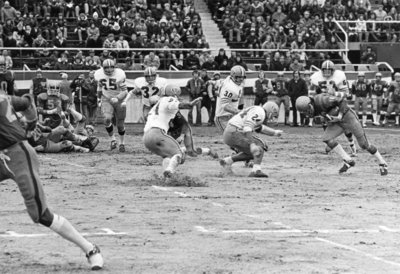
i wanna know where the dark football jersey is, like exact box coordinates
[0,95,26,150]
[371,80,388,97]
[37,93,70,112]
[0,71,16,95]
[351,80,370,97]
[272,79,288,96]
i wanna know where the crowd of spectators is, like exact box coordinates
[210,0,400,69]
[0,0,212,70]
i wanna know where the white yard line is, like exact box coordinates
[41,156,95,170]
[0,228,127,238]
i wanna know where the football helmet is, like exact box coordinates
[357,71,365,81]
[102,59,115,76]
[47,81,61,97]
[375,72,382,79]
[395,72,400,82]
[262,101,279,121]
[144,67,157,84]
[230,65,246,85]
[321,60,335,78]
[164,84,181,97]
[258,70,265,79]
[296,96,314,117]
[0,55,6,74]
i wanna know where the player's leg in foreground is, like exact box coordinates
[115,102,127,152]
[220,124,269,177]
[4,141,103,270]
[101,100,118,150]
[143,128,184,178]
[343,111,388,175]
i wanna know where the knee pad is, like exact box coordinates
[324,140,339,149]
[250,143,263,157]
[105,124,114,134]
[38,208,54,227]
[118,128,125,136]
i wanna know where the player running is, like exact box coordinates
[0,92,104,270]
[370,72,388,126]
[94,59,128,152]
[219,102,282,177]
[296,93,388,175]
[310,60,357,156]
[132,67,167,122]
[143,85,202,178]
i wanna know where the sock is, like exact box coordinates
[105,124,114,138]
[180,146,187,154]
[377,114,380,123]
[69,108,83,122]
[119,134,125,145]
[309,118,313,126]
[166,154,180,173]
[252,164,261,172]
[396,116,399,124]
[373,150,387,165]
[50,214,93,253]
[372,113,377,123]
[198,147,210,154]
[162,158,170,169]
[224,156,234,165]
[332,144,352,161]
[362,115,367,124]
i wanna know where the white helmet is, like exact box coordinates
[262,101,279,120]
[295,96,313,116]
[230,65,246,85]
[164,84,181,97]
[144,67,157,84]
[102,59,115,76]
[321,60,335,78]
[47,81,61,97]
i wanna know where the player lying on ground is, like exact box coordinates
[163,86,218,159]
[0,92,104,270]
[143,85,203,178]
[95,58,128,152]
[219,101,282,178]
[296,93,388,175]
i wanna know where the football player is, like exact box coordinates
[37,81,70,128]
[95,59,128,152]
[219,101,282,177]
[143,85,202,178]
[215,65,246,132]
[296,94,388,175]
[132,67,167,122]
[0,55,16,95]
[310,60,356,156]
[383,72,400,126]
[0,91,104,270]
[304,70,316,127]
[370,72,388,126]
[351,72,371,127]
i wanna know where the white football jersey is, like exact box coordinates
[215,76,243,117]
[134,76,167,107]
[229,106,266,130]
[94,68,127,99]
[310,70,348,94]
[144,96,180,133]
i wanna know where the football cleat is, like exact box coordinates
[244,160,254,168]
[82,137,95,151]
[110,140,117,150]
[163,170,173,178]
[119,144,125,153]
[379,164,388,176]
[325,145,332,154]
[219,159,233,174]
[89,137,100,151]
[373,121,380,126]
[86,244,104,270]
[249,170,269,178]
[339,159,355,174]
[350,145,357,157]
[0,154,15,181]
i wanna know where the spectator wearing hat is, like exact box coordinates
[110,21,121,37]
[99,18,111,38]
[143,51,160,69]
[29,69,48,105]
[86,21,100,48]
[287,70,308,127]
[186,70,205,126]
[183,49,200,70]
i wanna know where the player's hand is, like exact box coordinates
[36,107,44,113]
[274,130,283,137]
[0,153,11,162]
[110,97,118,104]
[326,113,342,123]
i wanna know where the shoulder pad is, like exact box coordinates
[37,93,48,100]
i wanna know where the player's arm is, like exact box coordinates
[259,125,283,136]
[178,97,202,109]
[11,94,37,130]
[116,79,128,101]
[207,82,215,100]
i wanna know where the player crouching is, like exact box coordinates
[296,94,388,175]
[143,85,202,178]
[219,102,282,177]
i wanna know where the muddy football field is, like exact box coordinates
[1,124,400,274]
